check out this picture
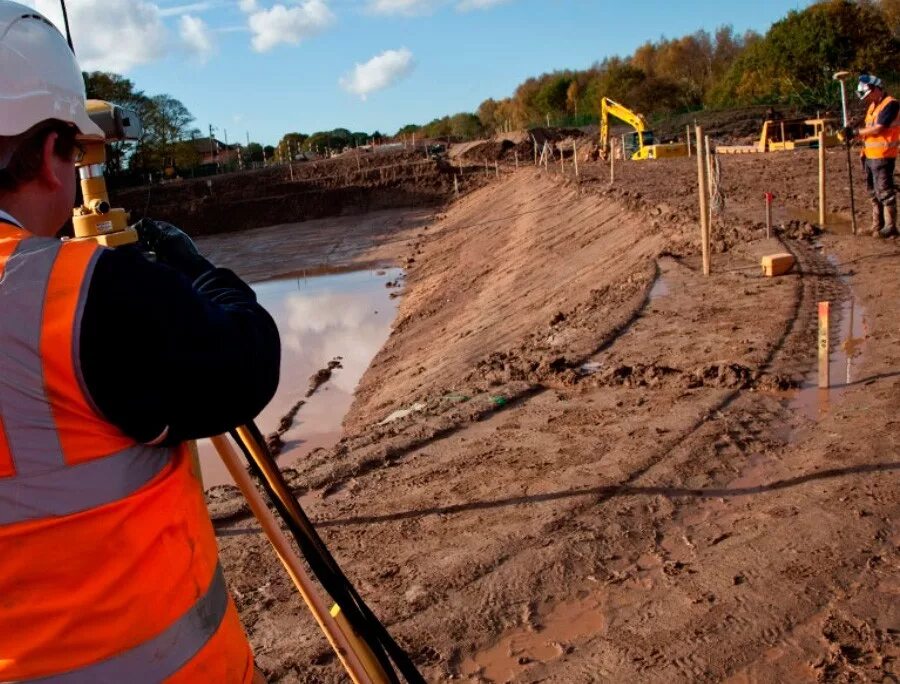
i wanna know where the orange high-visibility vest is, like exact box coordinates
[0,220,254,682]
[863,95,900,159]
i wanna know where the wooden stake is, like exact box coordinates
[765,192,774,239]
[705,135,714,231]
[609,140,615,184]
[515,151,519,169]
[210,435,374,684]
[573,140,579,177]
[818,301,830,388]
[686,125,692,157]
[696,125,711,276]
[818,130,827,228]
[495,161,499,178]
[454,174,459,197]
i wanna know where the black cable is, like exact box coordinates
[238,422,424,683]
[229,425,425,683]
[226,428,398,683]
[59,0,74,52]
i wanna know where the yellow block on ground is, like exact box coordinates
[761,253,796,277]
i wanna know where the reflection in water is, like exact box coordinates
[199,268,402,487]
[791,295,866,422]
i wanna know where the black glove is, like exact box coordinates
[842,126,857,141]
[133,219,213,280]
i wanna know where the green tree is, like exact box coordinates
[83,71,151,176]
[711,1,899,107]
[246,142,264,163]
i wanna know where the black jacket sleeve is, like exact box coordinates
[79,245,281,445]
[876,100,900,126]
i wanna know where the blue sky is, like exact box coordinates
[33,0,814,145]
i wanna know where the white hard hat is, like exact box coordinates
[857,74,884,101]
[0,0,103,139]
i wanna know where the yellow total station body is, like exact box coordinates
[71,100,143,248]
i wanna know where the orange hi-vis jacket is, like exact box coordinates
[864,95,900,159]
[0,219,254,682]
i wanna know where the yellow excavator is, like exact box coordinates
[599,97,688,160]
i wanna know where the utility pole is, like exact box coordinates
[208,124,217,173]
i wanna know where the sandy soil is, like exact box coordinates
[209,147,899,682]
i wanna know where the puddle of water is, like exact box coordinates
[649,273,671,300]
[789,287,867,422]
[578,360,602,376]
[460,592,606,682]
[198,268,403,487]
[781,208,855,235]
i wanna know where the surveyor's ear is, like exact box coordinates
[37,132,66,192]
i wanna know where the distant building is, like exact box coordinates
[188,136,241,167]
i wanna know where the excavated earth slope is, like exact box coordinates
[211,150,899,683]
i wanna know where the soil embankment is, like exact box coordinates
[112,149,471,236]
[208,145,899,682]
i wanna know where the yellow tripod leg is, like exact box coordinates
[210,434,378,684]
[331,604,393,684]
[230,426,391,683]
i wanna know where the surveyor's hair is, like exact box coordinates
[0,120,80,193]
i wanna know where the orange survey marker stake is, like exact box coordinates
[764,192,774,239]
[818,301,830,388]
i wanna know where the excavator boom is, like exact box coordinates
[598,96,687,161]
[599,97,649,159]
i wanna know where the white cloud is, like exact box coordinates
[246,0,335,52]
[456,0,510,9]
[367,0,511,13]
[159,2,215,17]
[238,0,258,12]
[339,48,414,100]
[27,0,168,72]
[367,0,439,15]
[179,14,215,62]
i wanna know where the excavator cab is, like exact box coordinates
[623,131,656,158]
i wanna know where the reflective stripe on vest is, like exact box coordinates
[26,564,229,683]
[0,223,253,681]
[864,96,900,159]
[0,236,169,524]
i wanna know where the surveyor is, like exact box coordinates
[845,74,900,238]
[0,2,279,681]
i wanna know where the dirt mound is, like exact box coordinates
[451,127,590,164]
[112,149,461,236]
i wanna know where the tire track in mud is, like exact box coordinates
[447,240,855,681]
[375,237,840,678]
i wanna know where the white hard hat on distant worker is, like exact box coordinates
[0,0,103,139]
[857,74,884,101]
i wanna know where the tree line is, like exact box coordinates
[86,0,900,177]
[398,0,900,140]
[84,73,386,180]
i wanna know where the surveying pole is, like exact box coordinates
[833,71,859,235]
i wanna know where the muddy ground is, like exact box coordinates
[205,147,899,682]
